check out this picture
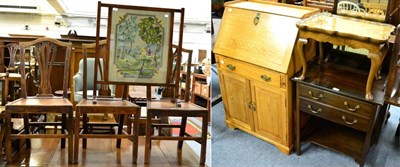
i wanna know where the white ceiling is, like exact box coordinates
[60,0,210,22]
[0,0,210,23]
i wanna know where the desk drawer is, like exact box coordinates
[217,55,282,87]
[300,97,370,132]
[299,84,373,118]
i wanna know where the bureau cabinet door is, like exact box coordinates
[251,80,287,143]
[219,70,253,131]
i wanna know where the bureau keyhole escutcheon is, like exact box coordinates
[254,13,260,26]
[246,101,256,112]
[307,105,322,114]
[342,115,358,125]
[343,101,360,111]
[308,91,323,100]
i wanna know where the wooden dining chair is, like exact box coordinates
[73,3,140,164]
[4,38,74,164]
[74,42,140,162]
[0,43,21,159]
[143,8,209,165]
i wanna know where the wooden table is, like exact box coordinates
[295,13,395,100]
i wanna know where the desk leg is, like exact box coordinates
[296,38,308,80]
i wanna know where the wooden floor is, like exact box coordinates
[1,137,206,167]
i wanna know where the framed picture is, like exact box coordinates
[106,6,174,83]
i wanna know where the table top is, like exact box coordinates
[296,13,395,44]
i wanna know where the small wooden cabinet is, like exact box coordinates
[214,1,318,154]
[293,59,387,166]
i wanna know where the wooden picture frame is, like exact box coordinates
[95,2,184,86]
[109,8,171,83]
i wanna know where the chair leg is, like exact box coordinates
[54,115,59,134]
[127,114,132,135]
[116,114,125,148]
[200,114,208,165]
[23,114,30,148]
[0,122,6,158]
[132,112,139,163]
[68,111,73,164]
[61,113,66,148]
[144,113,152,164]
[74,109,81,164]
[5,112,12,163]
[82,114,88,149]
[177,116,187,150]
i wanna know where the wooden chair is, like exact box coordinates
[385,25,400,137]
[174,45,193,102]
[0,43,20,158]
[4,38,74,164]
[337,1,361,13]
[144,10,209,165]
[73,3,140,164]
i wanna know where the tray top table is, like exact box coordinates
[295,13,395,100]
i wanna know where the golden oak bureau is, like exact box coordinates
[213,1,318,154]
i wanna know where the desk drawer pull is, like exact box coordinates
[260,75,271,82]
[307,105,322,114]
[226,64,236,71]
[254,13,260,26]
[344,102,360,111]
[342,116,358,125]
[308,91,323,100]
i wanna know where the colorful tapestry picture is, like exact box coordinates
[109,8,171,83]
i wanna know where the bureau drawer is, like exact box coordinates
[299,84,373,118]
[300,97,370,132]
[217,55,282,87]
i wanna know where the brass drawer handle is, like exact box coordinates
[226,64,236,71]
[308,91,323,100]
[342,116,358,125]
[260,75,271,82]
[254,13,260,25]
[344,102,360,112]
[307,105,322,114]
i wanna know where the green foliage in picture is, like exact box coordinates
[114,14,164,78]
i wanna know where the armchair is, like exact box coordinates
[73,58,115,104]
